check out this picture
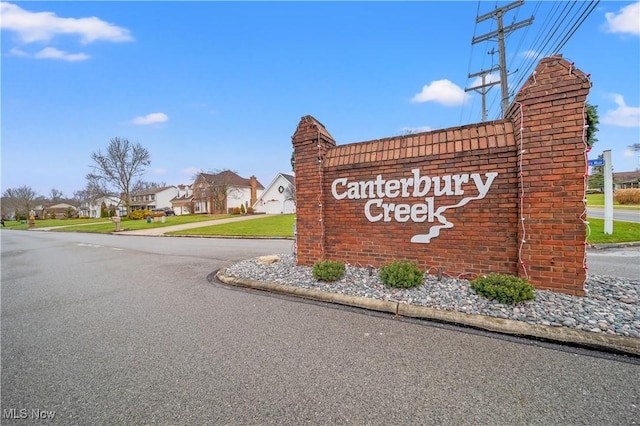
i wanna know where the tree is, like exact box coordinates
[283,183,296,205]
[629,143,640,152]
[131,180,167,193]
[86,137,150,216]
[586,104,599,147]
[2,185,39,219]
[193,169,241,214]
[588,154,605,191]
[49,188,64,202]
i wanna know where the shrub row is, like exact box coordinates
[310,259,535,304]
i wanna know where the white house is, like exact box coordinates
[130,186,179,212]
[80,196,125,218]
[170,184,194,215]
[253,173,296,214]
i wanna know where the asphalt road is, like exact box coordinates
[587,206,640,223]
[1,231,639,425]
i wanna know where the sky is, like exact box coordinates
[1,1,639,199]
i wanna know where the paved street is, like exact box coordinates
[1,231,639,425]
[587,206,640,223]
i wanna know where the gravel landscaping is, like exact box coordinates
[224,254,640,339]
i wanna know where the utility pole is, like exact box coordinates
[465,65,500,122]
[470,0,533,117]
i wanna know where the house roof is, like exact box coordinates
[197,170,264,189]
[282,174,295,185]
[613,171,640,184]
[131,186,176,196]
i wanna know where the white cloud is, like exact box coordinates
[402,126,433,134]
[603,2,640,35]
[602,94,640,127]
[0,2,133,44]
[411,79,470,106]
[131,112,169,125]
[521,49,540,59]
[34,47,89,61]
[8,47,28,56]
[153,168,167,175]
[182,167,201,178]
[624,149,635,158]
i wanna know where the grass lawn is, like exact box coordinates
[2,217,109,230]
[46,214,233,233]
[169,214,296,237]
[587,218,640,244]
[587,193,639,210]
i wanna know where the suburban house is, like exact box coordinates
[170,184,194,215]
[614,171,640,189]
[79,196,125,218]
[130,186,179,212]
[253,173,296,214]
[192,170,264,214]
[35,202,78,219]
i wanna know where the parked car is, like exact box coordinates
[152,207,175,216]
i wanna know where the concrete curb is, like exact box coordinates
[216,269,640,357]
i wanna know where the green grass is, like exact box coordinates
[168,214,296,237]
[48,214,232,233]
[587,193,639,210]
[2,217,109,230]
[587,218,640,244]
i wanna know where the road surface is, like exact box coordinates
[1,231,638,424]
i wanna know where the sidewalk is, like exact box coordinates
[114,214,268,236]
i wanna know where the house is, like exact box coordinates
[130,186,179,212]
[253,173,296,214]
[36,203,78,219]
[614,171,640,189]
[192,170,264,214]
[79,196,125,218]
[170,184,194,215]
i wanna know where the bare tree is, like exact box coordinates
[49,188,64,202]
[86,137,150,216]
[2,185,39,219]
[131,180,167,193]
[283,183,296,205]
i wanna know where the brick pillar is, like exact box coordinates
[507,55,591,295]
[292,115,336,266]
[250,176,257,207]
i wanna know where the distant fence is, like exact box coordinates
[292,56,592,296]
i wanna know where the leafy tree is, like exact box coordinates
[588,154,605,191]
[586,104,599,147]
[290,151,295,172]
[86,137,151,217]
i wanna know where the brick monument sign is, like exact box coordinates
[293,56,592,295]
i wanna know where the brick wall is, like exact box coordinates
[293,56,591,295]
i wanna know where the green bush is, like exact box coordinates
[379,260,424,288]
[470,274,535,304]
[312,260,345,282]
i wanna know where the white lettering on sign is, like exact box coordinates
[331,169,498,243]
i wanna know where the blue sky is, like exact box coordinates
[2,1,639,198]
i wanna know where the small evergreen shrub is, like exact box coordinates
[312,260,345,282]
[379,260,424,288]
[470,274,535,304]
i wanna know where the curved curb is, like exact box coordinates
[216,269,640,357]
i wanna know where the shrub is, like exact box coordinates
[130,209,152,220]
[379,260,424,288]
[240,204,246,214]
[614,188,640,205]
[470,274,535,304]
[312,260,345,282]
[232,207,241,215]
[247,207,254,214]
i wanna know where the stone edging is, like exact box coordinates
[215,268,640,357]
